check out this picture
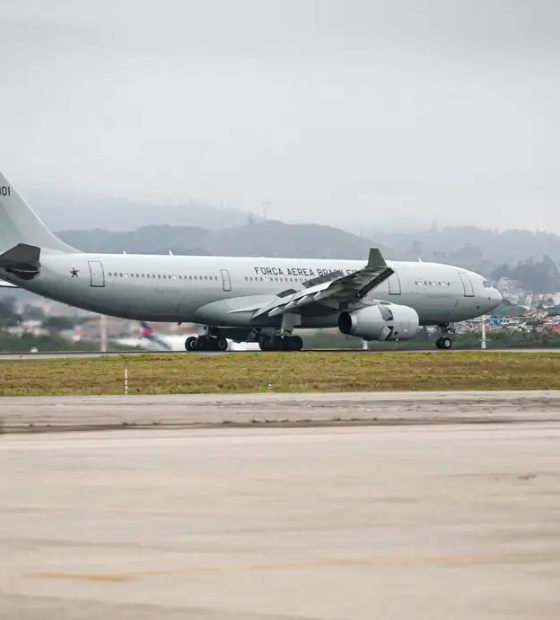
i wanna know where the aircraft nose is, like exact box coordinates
[489,287,502,308]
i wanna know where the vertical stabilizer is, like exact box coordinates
[0,170,78,253]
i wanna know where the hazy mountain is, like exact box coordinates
[370,226,560,266]
[28,190,256,232]
[58,225,211,255]
[29,191,560,268]
[58,220,393,260]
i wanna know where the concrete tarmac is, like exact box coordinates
[2,391,560,433]
[1,422,560,619]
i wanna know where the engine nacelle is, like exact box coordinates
[338,303,419,341]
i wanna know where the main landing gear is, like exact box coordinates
[185,332,228,352]
[258,334,303,352]
[435,324,454,350]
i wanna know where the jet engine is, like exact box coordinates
[338,303,419,341]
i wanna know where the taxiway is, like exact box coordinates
[1,420,560,619]
[1,390,560,433]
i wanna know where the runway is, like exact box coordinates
[1,420,560,619]
[1,347,560,360]
[2,390,560,433]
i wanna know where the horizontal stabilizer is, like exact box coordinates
[0,243,41,280]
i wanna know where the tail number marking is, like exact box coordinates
[0,187,11,197]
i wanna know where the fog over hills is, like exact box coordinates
[28,190,255,232]
[58,220,391,261]
[35,191,560,269]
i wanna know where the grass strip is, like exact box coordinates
[0,352,559,396]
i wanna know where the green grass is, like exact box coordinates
[1,352,559,396]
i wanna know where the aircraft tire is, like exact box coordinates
[436,336,452,350]
[185,336,198,352]
[289,335,303,351]
[216,337,228,352]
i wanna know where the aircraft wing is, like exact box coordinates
[247,248,394,319]
[0,280,18,288]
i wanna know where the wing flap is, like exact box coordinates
[251,248,394,319]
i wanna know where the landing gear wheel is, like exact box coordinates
[259,335,303,351]
[436,336,452,350]
[185,336,198,352]
[197,336,211,351]
[288,335,303,351]
[216,337,228,352]
[258,336,270,351]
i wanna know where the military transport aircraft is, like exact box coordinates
[0,171,502,351]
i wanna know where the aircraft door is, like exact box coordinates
[220,269,231,292]
[459,273,474,297]
[88,261,105,287]
[388,273,401,295]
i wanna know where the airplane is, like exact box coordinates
[116,321,261,352]
[0,170,502,351]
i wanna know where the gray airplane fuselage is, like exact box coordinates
[3,251,502,328]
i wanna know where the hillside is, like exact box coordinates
[370,226,560,266]
[58,220,392,260]
[29,191,255,232]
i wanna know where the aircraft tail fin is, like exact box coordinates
[0,170,79,253]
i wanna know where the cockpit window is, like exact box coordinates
[483,280,491,288]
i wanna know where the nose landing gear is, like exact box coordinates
[435,324,454,350]
[435,336,453,350]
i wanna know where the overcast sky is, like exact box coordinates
[1,0,559,232]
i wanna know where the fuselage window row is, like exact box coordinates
[106,272,219,281]
[103,273,452,288]
[414,280,451,287]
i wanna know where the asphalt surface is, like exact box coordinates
[2,391,560,433]
[1,348,560,360]
[1,420,559,619]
